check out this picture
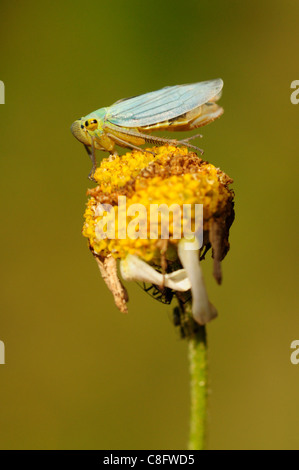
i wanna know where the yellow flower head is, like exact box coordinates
[83,146,233,263]
[82,145,234,325]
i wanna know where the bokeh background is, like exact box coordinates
[0,0,298,450]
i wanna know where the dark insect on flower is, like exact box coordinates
[138,282,174,305]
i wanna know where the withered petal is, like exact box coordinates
[94,254,129,314]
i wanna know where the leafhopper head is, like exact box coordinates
[71,119,91,146]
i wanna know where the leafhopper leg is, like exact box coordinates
[106,133,156,156]
[85,140,97,180]
[114,128,204,155]
[179,132,203,142]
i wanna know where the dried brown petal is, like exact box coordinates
[94,254,129,314]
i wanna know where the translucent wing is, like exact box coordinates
[106,79,223,128]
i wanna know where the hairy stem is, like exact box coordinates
[188,325,207,450]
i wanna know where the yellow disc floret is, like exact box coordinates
[83,146,233,262]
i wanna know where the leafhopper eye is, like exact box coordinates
[85,119,98,131]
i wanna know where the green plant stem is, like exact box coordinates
[188,325,207,450]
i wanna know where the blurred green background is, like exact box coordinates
[0,0,298,450]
